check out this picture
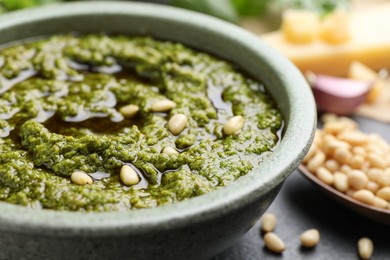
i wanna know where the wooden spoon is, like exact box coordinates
[299,165,390,226]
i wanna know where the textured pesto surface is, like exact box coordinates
[0,35,282,211]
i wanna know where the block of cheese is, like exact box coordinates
[261,4,390,76]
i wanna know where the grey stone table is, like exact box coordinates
[214,116,390,260]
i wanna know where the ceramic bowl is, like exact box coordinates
[0,2,316,259]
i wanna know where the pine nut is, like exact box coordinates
[321,113,337,123]
[365,143,384,156]
[151,99,176,112]
[340,165,352,174]
[361,162,370,172]
[324,159,339,172]
[162,147,179,155]
[348,170,368,190]
[377,170,390,186]
[350,155,364,169]
[376,187,390,201]
[338,117,358,129]
[316,167,334,185]
[367,153,386,169]
[119,104,139,118]
[307,152,326,173]
[366,168,383,182]
[313,130,323,146]
[168,114,187,135]
[357,237,374,260]
[120,165,140,186]
[352,146,366,157]
[366,181,379,193]
[323,134,337,144]
[334,172,349,192]
[323,121,346,135]
[353,189,375,205]
[373,196,388,209]
[323,140,349,156]
[71,171,93,185]
[263,232,285,253]
[334,147,351,164]
[261,213,276,233]
[303,144,318,164]
[338,132,367,146]
[223,116,245,135]
[300,229,320,248]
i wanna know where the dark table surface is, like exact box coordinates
[213,116,390,260]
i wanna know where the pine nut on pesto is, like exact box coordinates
[120,165,140,186]
[162,147,179,155]
[119,104,139,118]
[0,34,283,211]
[71,171,93,185]
[168,114,187,135]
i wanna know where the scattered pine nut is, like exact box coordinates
[261,213,276,233]
[223,116,245,135]
[71,171,93,185]
[300,229,320,248]
[263,232,285,253]
[120,165,140,186]
[358,237,374,260]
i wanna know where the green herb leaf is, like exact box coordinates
[273,0,350,15]
[231,0,269,17]
[0,0,60,11]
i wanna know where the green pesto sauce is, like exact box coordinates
[0,35,283,212]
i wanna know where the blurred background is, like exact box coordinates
[0,0,350,25]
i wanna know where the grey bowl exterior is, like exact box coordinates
[0,2,316,260]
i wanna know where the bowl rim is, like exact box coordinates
[0,1,316,236]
